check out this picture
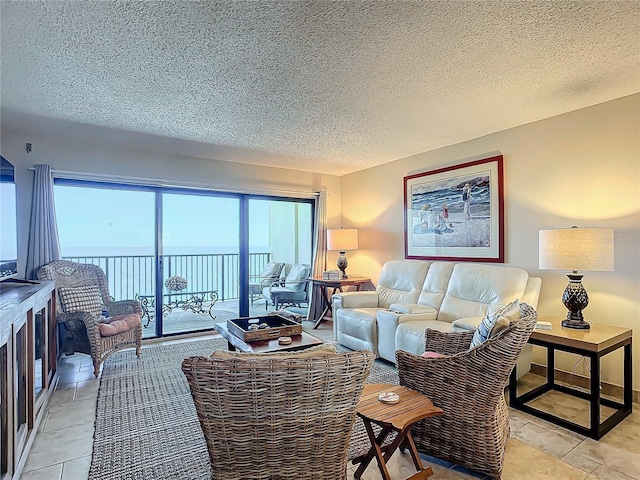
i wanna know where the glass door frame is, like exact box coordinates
[54,179,315,338]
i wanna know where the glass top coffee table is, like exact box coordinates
[214,322,324,353]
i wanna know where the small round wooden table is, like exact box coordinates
[352,384,444,480]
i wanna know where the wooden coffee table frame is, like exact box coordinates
[213,321,323,353]
[353,384,443,480]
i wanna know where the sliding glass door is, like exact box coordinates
[161,192,239,335]
[55,181,314,338]
[247,198,313,316]
[54,183,157,338]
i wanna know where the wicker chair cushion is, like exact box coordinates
[98,313,141,337]
[210,343,336,359]
[284,264,310,291]
[58,284,103,316]
[470,299,520,348]
[421,351,445,358]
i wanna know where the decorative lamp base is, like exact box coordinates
[336,251,348,279]
[561,318,591,329]
[561,273,590,329]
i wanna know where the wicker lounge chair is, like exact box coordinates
[395,304,538,480]
[182,348,375,480]
[38,260,142,376]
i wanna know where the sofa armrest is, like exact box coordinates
[332,291,379,309]
[450,316,483,332]
[389,303,437,315]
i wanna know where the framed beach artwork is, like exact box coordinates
[404,155,504,262]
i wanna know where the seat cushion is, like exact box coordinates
[421,351,446,358]
[98,313,141,337]
[265,287,307,302]
[58,284,103,316]
[395,320,452,356]
[337,308,379,341]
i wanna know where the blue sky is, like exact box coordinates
[54,185,270,255]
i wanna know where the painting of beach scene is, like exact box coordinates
[404,155,504,262]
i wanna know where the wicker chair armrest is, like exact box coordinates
[424,328,474,355]
[107,299,143,317]
[57,311,99,328]
[396,348,506,415]
[78,313,105,345]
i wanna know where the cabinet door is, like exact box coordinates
[1,327,13,479]
[13,319,28,469]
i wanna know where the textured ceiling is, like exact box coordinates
[1,1,639,176]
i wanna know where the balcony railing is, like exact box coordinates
[61,252,272,302]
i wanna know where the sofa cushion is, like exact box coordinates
[58,284,103,316]
[438,264,529,323]
[377,260,430,308]
[337,308,379,341]
[210,343,336,359]
[451,316,484,332]
[470,300,521,348]
[395,320,452,356]
[417,261,455,310]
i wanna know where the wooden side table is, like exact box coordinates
[509,318,633,439]
[309,275,370,329]
[353,383,443,480]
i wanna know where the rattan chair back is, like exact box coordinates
[396,304,538,479]
[182,349,375,480]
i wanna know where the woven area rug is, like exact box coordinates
[88,339,399,480]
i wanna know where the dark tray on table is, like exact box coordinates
[227,314,302,342]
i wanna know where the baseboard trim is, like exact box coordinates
[529,363,640,404]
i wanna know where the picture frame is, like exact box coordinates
[404,155,504,262]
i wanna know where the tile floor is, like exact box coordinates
[20,321,640,480]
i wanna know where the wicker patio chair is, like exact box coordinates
[182,348,375,480]
[37,260,142,376]
[395,303,538,480]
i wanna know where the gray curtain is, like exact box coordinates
[25,164,61,279]
[306,191,327,322]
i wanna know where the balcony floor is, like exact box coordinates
[141,297,307,338]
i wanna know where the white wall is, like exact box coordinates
[340,94,640,391]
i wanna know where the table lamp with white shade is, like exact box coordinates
[539,226,614,329]
[327,228,359,278]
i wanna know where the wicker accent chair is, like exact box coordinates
[395,304,538,480]
[37,260,142,376]
[182,349,375,480]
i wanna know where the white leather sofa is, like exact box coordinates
[332,260,541,375]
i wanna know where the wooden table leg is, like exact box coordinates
[353,421,393,479]
[313,286,340,329]
[404,432,425,472]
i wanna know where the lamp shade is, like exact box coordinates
[327,228,359,251]
[539,227,614,271]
